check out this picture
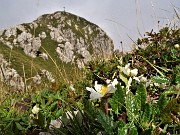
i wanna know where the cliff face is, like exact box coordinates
[0,11,114,90]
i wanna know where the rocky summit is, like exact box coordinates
[0,11,114,90]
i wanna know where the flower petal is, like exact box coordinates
[86,87,94,92]
[112,78,118,86]
[106,79,111,84]
[86,87,103,100]
[122,63,131,76]
[94,81,103,93]
[50,119,61,129]
[133,77,140,82]
[125,63,131,69]
[130,68,138,76]
[106,85,117,94]
[90,91,103,100]
[32,105,40,114]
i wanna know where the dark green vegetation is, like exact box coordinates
[0,25,179,135]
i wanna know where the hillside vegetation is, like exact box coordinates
[0,11,180,135]
[0,25,179,135]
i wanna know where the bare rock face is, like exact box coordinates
[0,54,24,90]
[0,11,114,90]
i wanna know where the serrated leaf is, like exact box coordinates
[118,123,138,135]
[141,103,152,129]
[163,86,178,95]
[135,83,147,110]
[151,76,170,83]
[157,94,168,111]
[125,92,139,122]
[109,84,125,114]
[97,111,115,134]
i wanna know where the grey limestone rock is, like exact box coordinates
[0,11,114,90]
[0,54,25,90]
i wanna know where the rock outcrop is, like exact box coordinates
[0,11,114,90]
[0,54,24,90]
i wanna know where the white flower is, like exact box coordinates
[122,63,138,77]
[106,79,111,84]
[32,105,40,114]
[122,63,131,76]
[145,80,152,87]
[133,77,140,82]
[130,68,138,76]
[50,119,62,129]
[50,110,79,129]
[135,74,147,83]
[86,79,118,100]
[111,78,118,86]
[174,44,179,49]
[140,76,147,82]
[70,84,75,91]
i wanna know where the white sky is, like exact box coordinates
[0,0,179,51]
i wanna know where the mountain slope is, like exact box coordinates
[0,11,114,90]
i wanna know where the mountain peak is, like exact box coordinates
[0,11,114,90]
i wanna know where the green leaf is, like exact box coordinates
[109,84,125,114]
[155,66,171,72]
[118,123,138,135]
[135,83,147,110]
[160,99,180,123]
[40,98,46,108]
[15,122,24,130]
[151,75,170,83]
[175,75,180,83]
[163,86,179,95]
[157,94,168,111]
[49,101,58,111]
[33,111,46,128]
[125,92,139,122]
[97,111,115,134]
[55,109,63,118]
[141,103,152,129]
[4,120,13,131]
[119,74,128,86]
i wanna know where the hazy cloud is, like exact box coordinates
[0,0,179,51]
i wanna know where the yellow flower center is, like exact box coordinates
[100,86,108,95]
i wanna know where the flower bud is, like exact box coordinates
[174,44,179,49]
[32,105,40,114]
